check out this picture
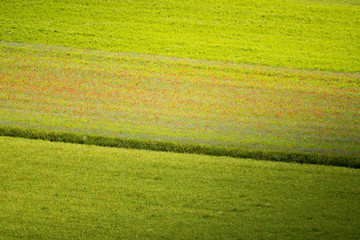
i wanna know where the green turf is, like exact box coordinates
[1,42,359,161]
[0,0,359,72]
[0,136,359,239]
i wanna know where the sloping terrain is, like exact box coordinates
[1,42,359,163]
[1,0,360,239]
[0,0,359,72]
[1,136,359,239]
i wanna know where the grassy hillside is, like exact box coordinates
[0,0,359,72]
[1,0,359,239]
[1,0,359,165]
[1,42,359,164]
[1,136,359,239]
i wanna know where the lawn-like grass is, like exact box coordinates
[1,42,359,162]
[0,0,359,72]
[0,136,359,239]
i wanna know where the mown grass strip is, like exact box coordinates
[1,126,358,169]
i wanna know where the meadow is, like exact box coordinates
[0,0,359,72]
[1,42,359,167]
[1,136,359,240]
[1,0,360,239]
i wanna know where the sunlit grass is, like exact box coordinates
[1,136,359,239]
[1,42,359,159]
[0,0,359,72]
[1,0,359,239]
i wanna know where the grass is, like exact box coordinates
[1,136,359,239]
[1,126,358,168]
[0,0,359,72]
[0,1,359,238]
[1,42,359,164]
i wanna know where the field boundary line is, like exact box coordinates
[0,126,358,168]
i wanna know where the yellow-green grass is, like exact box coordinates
[1,136,359,239]
[1,42,359,164]
[0,0,359,72]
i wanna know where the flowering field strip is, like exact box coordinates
[1,42,359,161]
[1,136,359,239]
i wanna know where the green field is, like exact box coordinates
[1,0,360,239]
[1,41,359,165]
[1,136,359,239]
[0,0,359,72]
